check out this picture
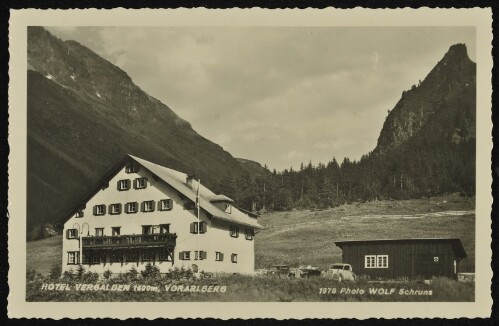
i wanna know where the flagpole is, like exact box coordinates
[196,180,200,269]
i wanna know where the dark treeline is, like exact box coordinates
[214,136,475,212]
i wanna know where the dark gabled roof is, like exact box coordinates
[55,155,132,228]
[334,238,467,259]
[56,154,263,229]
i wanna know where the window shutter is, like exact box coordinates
[117,180,121,190]
[141,201,145,212]
[221,253,224,261]
[118,203,122,214]
[93,205,97,215]
[151,201,156,212]
[199,221,207,233]
[201,251,207,260]
[169,199,173,210]
[179,251,183,260]
[66,229,70,239]
[190,222,195,234]
[133,179,137,189]
[127,179,131,189]
[102,205,107,215]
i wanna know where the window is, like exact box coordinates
[95,228,104,237]
[141,251,151,261]
[92,255,100,264]
[215,252,224,262]
[231,253,238,263]
[159,199,173,211]
[109,203,122,215]
[112,227,121,236]
[94,204,106,216]
[190,221,207,234]
[160,224,170,234]
[179,251,191,260]
[365,255,389,268]
[377,255,389,268]
[110,252,121,263]
[125,251,136,262]
[230,226,239,238]
[125,202,138,214]
[142,225,152,235]
[117,179,131,191]
[134,177,147,189]
[67,252,79,265]
[76,210,84,218]
[159,250,170,261]
[66,228,78,239]
[142,200,155,212]
[194,251,207,260]
[225,204,232,214]
[245,228,254,240]
[82,252,90,264]
[126,164,140,173]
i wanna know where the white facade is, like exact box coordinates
[62,155,261,275]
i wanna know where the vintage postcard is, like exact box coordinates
[8,8,492,319]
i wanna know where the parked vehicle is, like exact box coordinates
[268,264,291,278]
[323,263,356,282]
[289,265,322,278]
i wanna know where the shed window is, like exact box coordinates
[377,255,389,268]
[76,210,84,218]
[225,203,232,214]
[95,228,104,237]
[231,253,238,263]
[215,252,224,262]
[365,255,389,268]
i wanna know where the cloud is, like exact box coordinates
[282,150,304,160]
[45,26,476,170]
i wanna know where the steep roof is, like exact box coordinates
[129,155,262,228]
[57,154,262,229]
[335,238,466,259]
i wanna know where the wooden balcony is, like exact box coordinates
[82,233,176,250]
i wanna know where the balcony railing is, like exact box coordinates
[82,233,176,249]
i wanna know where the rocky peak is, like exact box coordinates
[373,43,476,155]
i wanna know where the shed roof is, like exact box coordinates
[334,238,467,259]
[57,154,262,229]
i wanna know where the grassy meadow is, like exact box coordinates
[26,195,475,302]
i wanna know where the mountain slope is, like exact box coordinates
[374,43,475,154]
[27,27,247,237]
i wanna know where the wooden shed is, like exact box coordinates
[334,238,467,280]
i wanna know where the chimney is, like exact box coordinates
[186,174,195,188]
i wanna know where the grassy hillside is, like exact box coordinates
[26,235,63,276]
[27,195,475,276]
[255,195,475,272]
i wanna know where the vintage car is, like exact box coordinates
[289,265,322,278]
[323,263,356,282]
[268,264,291,278]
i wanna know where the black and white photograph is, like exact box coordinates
[8,8,493,319]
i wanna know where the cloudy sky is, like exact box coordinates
[47,26,475,170]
